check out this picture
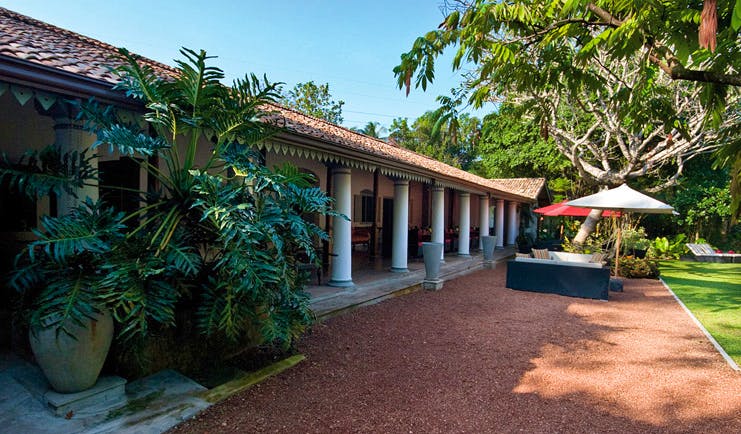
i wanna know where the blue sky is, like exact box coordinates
[4,0,491,129]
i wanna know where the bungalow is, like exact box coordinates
[0,7,546,300]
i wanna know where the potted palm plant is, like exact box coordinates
[10,200,124,392]
[2,48,338,391]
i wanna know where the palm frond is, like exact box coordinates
[94,124,170,157]
[28,199,125,263]
[0,145,97,199]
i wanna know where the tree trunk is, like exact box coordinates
[573,208,604,245]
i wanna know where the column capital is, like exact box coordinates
[458,191,470,198]
[496,198,505,205]
[431,185,445,192]
[393,178,410,186]
[331,166,351,175]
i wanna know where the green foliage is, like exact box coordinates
[389,110,481,170]
[0,145,98,200]
[647,234,688,259]
[658,156,737,245]
[475,104,572,182]
[395,0,741,215]
[281,81,344,124]
[617,256,660,279]
[395,0,740,113]
[621,227,650,254]
[4,48,337,349]
[9,199,126,337]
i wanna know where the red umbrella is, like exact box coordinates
[534,201,620,217]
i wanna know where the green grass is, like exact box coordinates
[659,261,741,366]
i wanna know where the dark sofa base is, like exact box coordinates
[505,260,610,301]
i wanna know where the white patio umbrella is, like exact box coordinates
[566,184,675,276]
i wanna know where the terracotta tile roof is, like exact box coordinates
[0,7,176,83]
[0,7,542,202]
[487,178,546,201]
[265,104,541,200]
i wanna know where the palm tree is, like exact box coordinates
[355,121,388,139]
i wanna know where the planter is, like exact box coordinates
[482,235,497,260]
[422,242,443,280]
[29,309,114,393]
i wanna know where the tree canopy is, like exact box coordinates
[395,0,740,112]
[281,81,344,124]
[394,0,741,220]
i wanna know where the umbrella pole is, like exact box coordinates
[615,220,622,277]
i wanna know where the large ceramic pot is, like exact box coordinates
[482,235,497,260]
[29,309,114,393]
[422,242,443,280]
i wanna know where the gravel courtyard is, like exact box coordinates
[172,266,741,433]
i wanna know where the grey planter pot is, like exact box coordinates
[29,309,114,393]
[482,235,497,260]
[422,242,443,280]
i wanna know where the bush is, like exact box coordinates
[647,234,687,259]
[617,256,660,279]
[621,227,650,254]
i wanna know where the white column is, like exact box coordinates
[507,201,518,245]
[495,199,505,248]
[478,195,489,250]
[391,179,409,272]
[431,186,445,261]
[54,117,97,215]
[329,167,353,287]
[457,192,471,256]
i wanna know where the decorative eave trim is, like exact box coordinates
[262,140,378,172]
[269,131,530,200]
[0,55,141,110]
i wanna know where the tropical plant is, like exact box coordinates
[621,227,651,255]
[355,121,388,139]
[3,48,337,348]
[648,234,688,259]
[8,200,126,336]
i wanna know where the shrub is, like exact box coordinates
[617,256,660,279]
[647,234,688,259]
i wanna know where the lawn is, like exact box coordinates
[659,261,741,365]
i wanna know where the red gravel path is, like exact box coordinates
[172,267,741,433]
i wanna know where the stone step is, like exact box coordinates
[44,376,126,417]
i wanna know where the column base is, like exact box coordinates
[422,279,443,291]
[327,279,354,288]
[482,260,496,269]
[457,253,471,257]
[390,267,409,273]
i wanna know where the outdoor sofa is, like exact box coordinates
[506,251,610,300]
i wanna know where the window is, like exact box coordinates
[353,189,375,223]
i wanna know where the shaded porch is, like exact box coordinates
[307,246,516,317]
